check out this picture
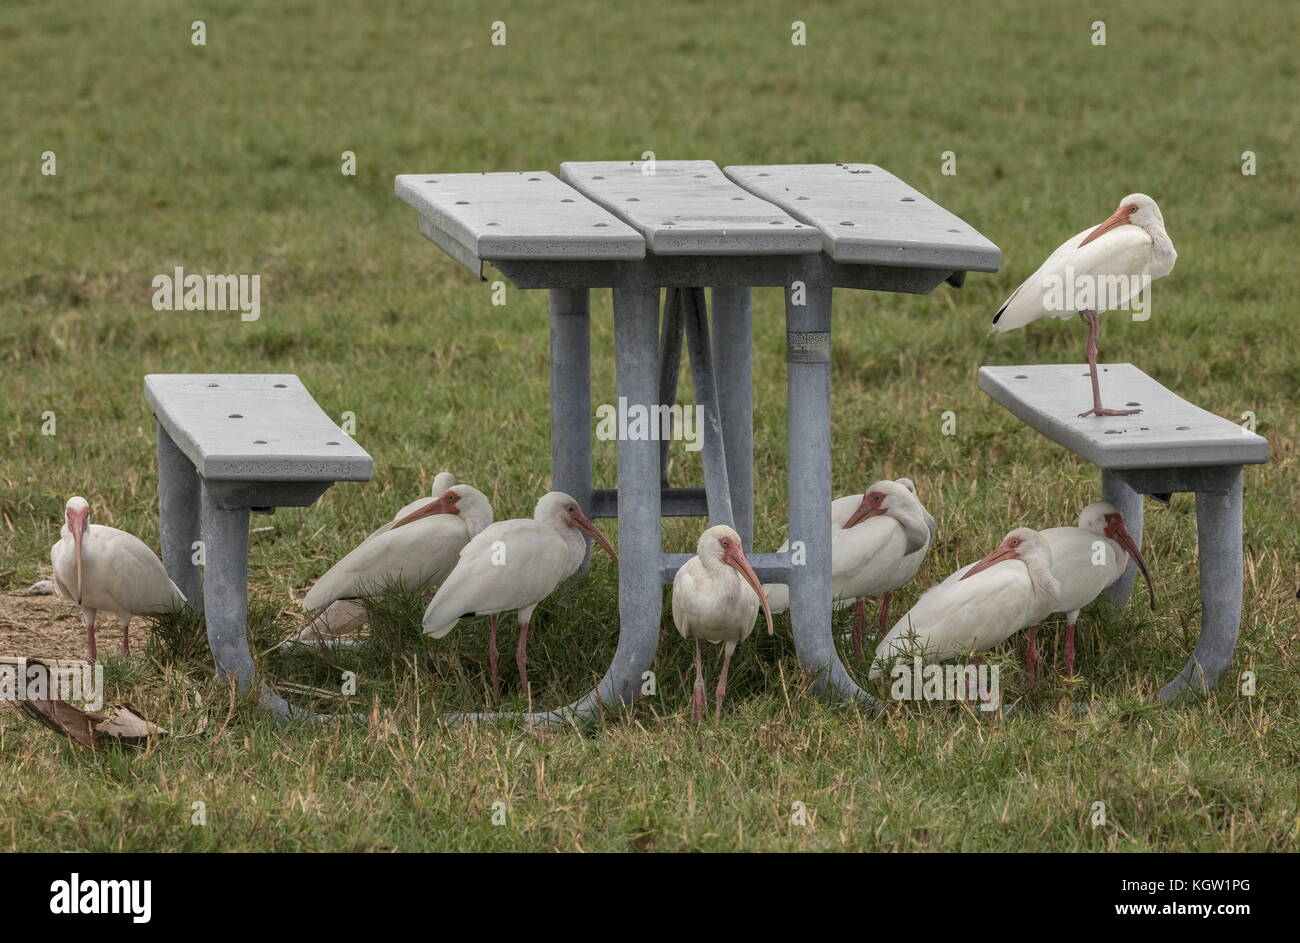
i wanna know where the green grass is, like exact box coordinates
[1,0,1298,851]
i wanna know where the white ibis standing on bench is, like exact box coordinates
[764,478,933,662]
[50,497,187,662]
[422,492,617,699]
[992,194,1176,417]
[870,528,1060,682]
[672,525,774,722]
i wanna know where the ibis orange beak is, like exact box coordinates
[959,542,1019,581]
[391,490,460,529]
[1078,205,1134,247]
[843,494,886,530]
[723,543,774,636]
[570,506,619,567]
[1105,514,1155,610]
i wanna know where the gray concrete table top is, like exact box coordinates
[725,163,1000,271]
[144,374,374,482]
[979,363,1269,470]
[395,171,645,272]
[559,160,823,256]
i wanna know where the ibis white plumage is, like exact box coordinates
[870,528,1059,681]
[421,492,616,698]
[992,194,1176,417]
[49,497,186,662]
[764,478,934,661]
[1038,502,1153,678]
[672,525,774,722]
[304,483,493,612]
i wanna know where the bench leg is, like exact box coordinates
[712,286,754,549]
[1101,467,1144,608]
[658,288,684,488]
[157,422,203,610]
[682,287,734,528]
[549,288,594,572]
[785,283,874,706]
[1159,467,1244,703]
[200,483,299,718]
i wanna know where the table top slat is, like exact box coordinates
[559,160,823,256]
[724,164,1000,271]
[145,374,374,482]
[395,172,645,265]
[979,364,1269,469]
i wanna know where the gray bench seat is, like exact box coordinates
[146,374,373,719]
[979,363,1268,703]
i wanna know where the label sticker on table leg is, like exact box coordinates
[787,332,830,363]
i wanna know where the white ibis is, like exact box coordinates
[763,479,933,661]
[993,194,1176,417]
[49,497,186,662]
[1037,502,1154,679]
[368,471,458,539]
[672,525,774,722]
[870,528,1060,681]
[422,492,617,698]
[304,483,493,611]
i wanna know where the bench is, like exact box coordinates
[397,160,1000,723]
[979,363,1269,702]
[144,374,373,718]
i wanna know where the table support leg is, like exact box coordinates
[1159,467,1244,703]
[658,288,684,489]
[1101,468,1144,608]
[711,286,754,548]
[549,288,593,570]
[200,483,299,719]
[157,422,203,610]
[682,287,734,528]
[785,283,874,706]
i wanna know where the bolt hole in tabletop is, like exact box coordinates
[395,161,999,725]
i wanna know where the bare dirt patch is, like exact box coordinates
[0,593,147,660]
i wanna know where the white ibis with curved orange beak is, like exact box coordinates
[871,528,1059,680]
[764,478,933,661]
[422,492,617,698]
[673,525,774,722]
[49,497,187,662]
[992,194,1176,417]
[1038,502,1154,679]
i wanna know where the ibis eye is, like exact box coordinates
[1010,539,1020,546]
[1128,204,1138,212]
[566,505,575,513]
[721,539,730,547]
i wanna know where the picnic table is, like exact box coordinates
[396,160,999,723]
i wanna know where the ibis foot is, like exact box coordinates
[1078,406,1142,418]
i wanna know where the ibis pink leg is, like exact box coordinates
[692,638,706,723]
[878,591,892,637]
[714,645,735,723]
[851,600,866,662]
[1078,311,1140,418]
[488,614,500,699]
[1026,623,1039,683]
[516,621,530,697]
[1065,620,1078,679]
[84,610,97,664]
[121,619,130,658]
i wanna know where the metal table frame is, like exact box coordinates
[397,162,1000,725]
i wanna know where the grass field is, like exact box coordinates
[1,0,1297,851]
